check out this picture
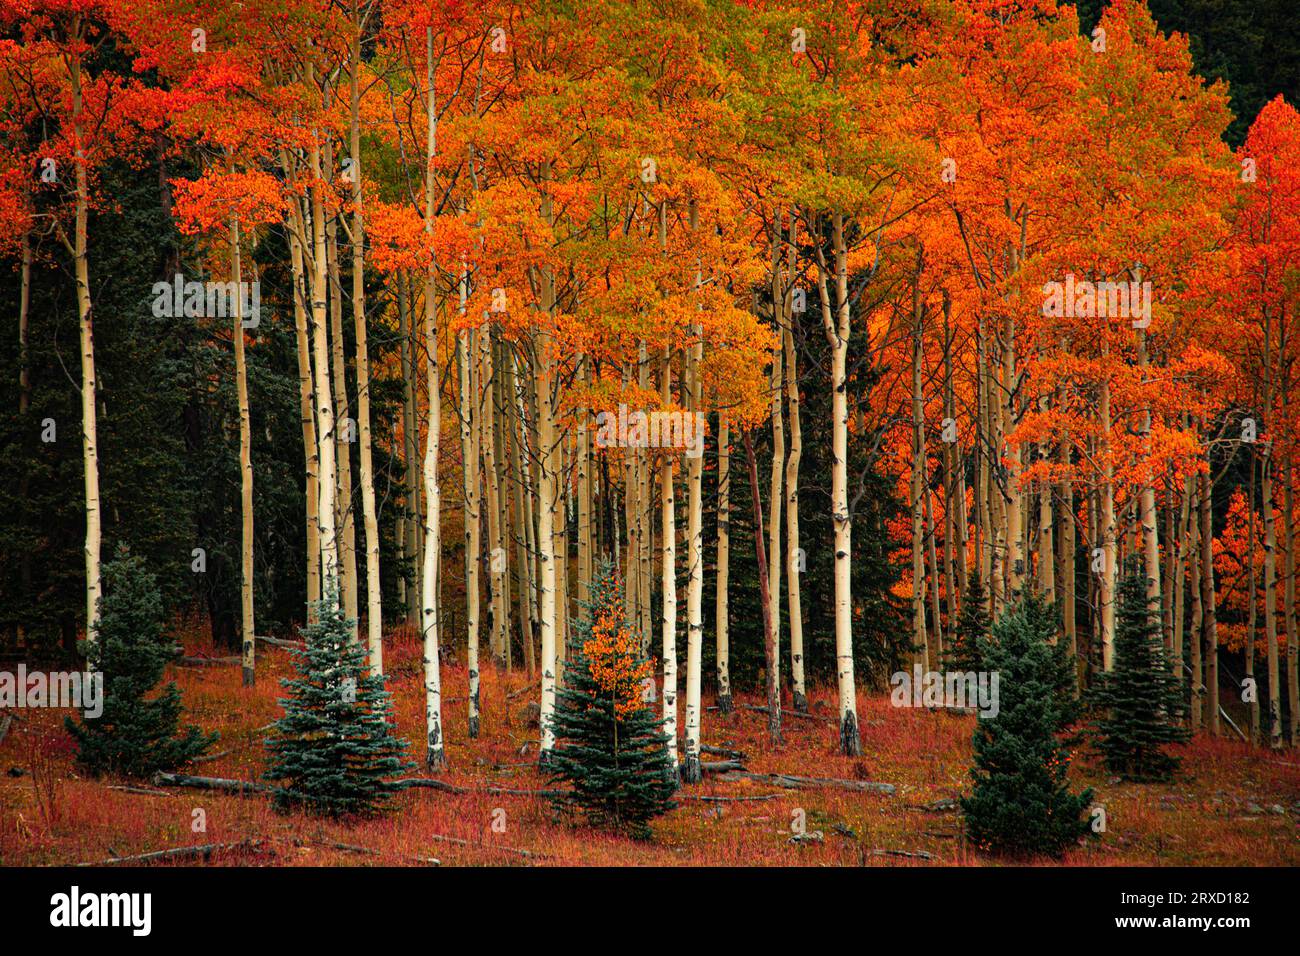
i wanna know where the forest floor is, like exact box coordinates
[2,625,1298,867]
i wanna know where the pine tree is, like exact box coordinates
[545,559,676,839]
[1090,561,1190,781]
[264,582,412,817]
[961,593,1093,858]
[944,574,990,673]
[67,548,216,778]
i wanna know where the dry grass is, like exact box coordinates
[1,625,1297,867]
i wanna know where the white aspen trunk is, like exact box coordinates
[326,211,359,633]
[350,29,383,674]
[459,323,481,736]
[286,199,320,622]
[308,128,340,590]
[767,311,784,711]
[910,266,928,669]
[715,413,732,712]
[660,354,680,777]
[70,39,102,642]
[683,203,705,783]
[783,288,806,711]
[398,272,421,625]
[818,213,859,755]
[1137,327,1162,625]
[421,29,446,770]
[1099,373,1117,671]
[230,218,255,686]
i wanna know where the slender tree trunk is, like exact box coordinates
[1248,450,1260,744]
[910,265,928,669]
[230,219,255,686]
[70,39,102,642]
[1189,477,1203,732]
[660,354,680,778]
[1098,372,1117,671]
[287,200,320,623]
[715,413,732,712]
[308,126,340,592]
[682,203,705,784]
[744,429,782,746]
[326,209,359,634]
[421,30,446,770]
[783,282,806,711]
[349,30,383,673]
[459,325,481,736]
[816,213,859,756]
[1200,466,1219,736]
[398,272,421,626]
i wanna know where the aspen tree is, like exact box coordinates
[420,28,446,770]
[715,413,732,712]
[349,8,383,673]
[1200,466,1220,735]
[744,428,781,746]
[682,203,705,785]
[230,218,255,686]
[782,229,807,711]
[459,323,481,736]
[286,198,321,623]
[815,212,860,756]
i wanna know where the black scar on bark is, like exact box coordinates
[840,710,861,756]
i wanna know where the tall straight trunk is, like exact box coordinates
[1003,312,1024,599]
[744,429,782,745]
[941,294,962,632]
[399,272,422,625]
[816,212,859,755]
[715,413,732,712]
[910,265,928,669]
[659,354,680,776]
[459,325,481,736]
[1200,466,1219,736]
[482,329,507,665]
[1247,452,1260,744]
[17,232,31,650]
[287,200,320,623]
[535,160,560,759]
[69,36,102,642]
[1137,327,1162,629]
[976,315,993,614]
[1263,306,1282,748]
[1189,477,1203,731]
[637,343,653,648]
[230,219,255,686]
[783,288,806,711]
[767,313,784,707]
[308,126,340,592]
[925,488,944,663]
[506,349,533,673]
[1162,474,1176,652]
[1174,471,1194,684]
[1038,395,1055,603]
[326,210,359,632]
[420,30,446,770]
[577,356,593,605]
[1286,456,1299,745]
[349,30,383,673]
[1098,373,1117,670]
[682,202,705,783]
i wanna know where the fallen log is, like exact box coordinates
[678,792,781,803]
[706,704,832,727]
[700,759,747,773]
[717,771,895,795]
[107,785,174,798]
[426,832,537,859]
[871,847,934,861]
[192,749,233,764]
[79,839,263,867]
[701,744,747,760]
[153,772,271,794]
[255,635,304,649]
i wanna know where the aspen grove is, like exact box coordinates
[2,0,1300,867]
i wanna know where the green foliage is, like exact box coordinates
[264,581,412,817]
[961,593,1093,859]
[66,549,216,779]
[545,560,676,839]
[1089,562,1190,782]
[944,574,990,673]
